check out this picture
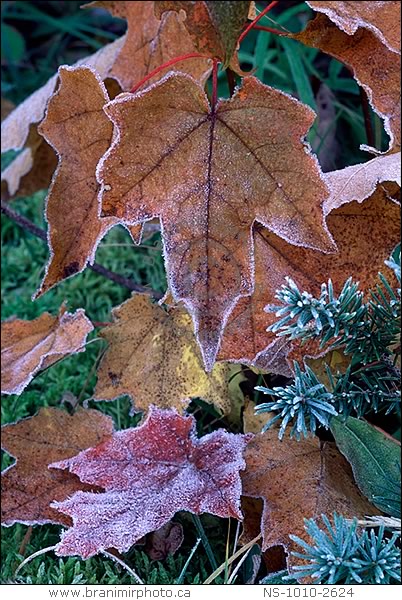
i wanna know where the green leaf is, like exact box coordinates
[206,1,251,66]
[1,24,26,62]
[331,416,401,517]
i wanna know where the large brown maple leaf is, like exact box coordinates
[98,73,335,369]
[241,428,377,573]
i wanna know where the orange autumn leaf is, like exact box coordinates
[155,1,250,68]
[1,305,93,396]
[241,430,377,571]
[1,407,114,526]
[87,1,211,91]
[35,67,115,295]
[34,66,141,296]
[94,294,231,415]
[293,13,401,151]
[306,1,401,54]
[218,153,401,371]
[98,73,334,369]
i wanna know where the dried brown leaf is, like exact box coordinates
[94,294,231,415]
[293,13,401,151]
[98,73,334,369]
[1,305,93,395]
[306,1,401,54]
[241,430,377,570]
[324,152,401,212]
[1,407,114,526]
[218,154,401,371]
[87,1,211,91]
[144,522,184,560]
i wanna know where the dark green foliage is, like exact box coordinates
[331,417,401,518]
[289,514,401,584]
[256,361,400,440]
[269,277,365,344]
[326,361,400,419]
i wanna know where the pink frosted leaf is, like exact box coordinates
[51,407,249,558]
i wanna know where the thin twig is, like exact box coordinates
[1,201,162,299]
[18,526,33,557]
[238,1,279,44]
[89,262,161,297]
[1,201,47,241]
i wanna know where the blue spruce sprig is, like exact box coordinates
[255,362,337,440]
[355,525,401,584]
[268,277,365,345]
[255,360,400,440]
[288,514,401,585]
[266,247,401,364]
[257,249,401,436]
